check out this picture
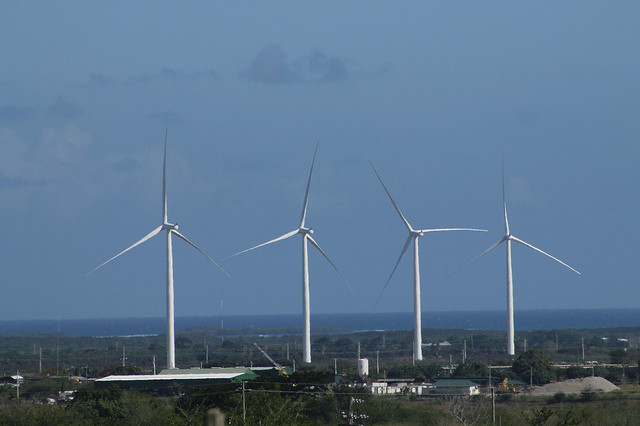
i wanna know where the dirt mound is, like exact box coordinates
[528,376,619,396]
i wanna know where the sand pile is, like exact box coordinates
[528,377,619,396]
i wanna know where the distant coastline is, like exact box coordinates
[1,309,639,337]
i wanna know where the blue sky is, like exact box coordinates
[1,2,638,321]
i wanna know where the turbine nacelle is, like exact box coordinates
[163,222,178,231]
[299,226,314,235]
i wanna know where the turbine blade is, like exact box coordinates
[300,142,319,228]
[375,235,413,306]
[225,229,299,259]
[307,235,353,292]
[87,225,163,275]
[163,129,168,224]
[421,228,487,233]
[510,235,581,275]
[442,237,506,282]
[502,157,510,235]
[172,230,231,277]
[370,161,413,232]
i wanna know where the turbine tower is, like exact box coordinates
[227,143,349,363]
[457,162,580,356]
[371,163,486,362]
[89,130,229,369]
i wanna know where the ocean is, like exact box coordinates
[1,309,640,337]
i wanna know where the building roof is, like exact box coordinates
[95,369,258,390]
[97,372,253,383]
[158,367,254,375]
[433,379,480,387]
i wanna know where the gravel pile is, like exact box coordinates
[528,377,619,396]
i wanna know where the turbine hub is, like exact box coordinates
[299,226,313,235]
[163,222,178,231]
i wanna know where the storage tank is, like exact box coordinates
[357,358,369,377]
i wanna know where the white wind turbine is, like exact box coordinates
[453,162,580,356]
[371,163,486,362]
[227,143,349,364]
[88,131,229,369]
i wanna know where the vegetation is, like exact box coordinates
[1,325,640,424]
[3,380,640,425]
[512,349,555,385]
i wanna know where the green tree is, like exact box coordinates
[512,349,555,385]
[453,361,489,378]
[387,364,424,380]
[563,366,590,380]
[97,365,142,377]
[609,349,628,364]
[422,363,445,381]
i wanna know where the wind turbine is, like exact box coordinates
[371,163,486,362]
[227,143,349,363]
[88,130,229,369]
[452,162,580,356]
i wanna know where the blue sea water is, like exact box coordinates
[1,309,640,337]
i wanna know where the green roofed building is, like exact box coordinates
[431,379,481,396]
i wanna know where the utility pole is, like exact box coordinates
[153,355,156,375]
[334,358,337,375]
[376,351,379,375]
[286,343,290,361]
[122,346,126,367]
[242,381,246,424]
[39,347,42,373]
[530,366,533,387]
[582,338,585,360]
[463,339,467,363]
[523,338,527,353]
[357,341,361,360]
[491,387,496,424]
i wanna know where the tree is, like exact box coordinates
[422,363,445,381]
[512,349,555,385]
[563,366,590,380]
[609,349,628,364]
[334,337,356,354]
[453,361,489,378]
[445,396,488,426]
[387,364,424,380]
[97,365,142,377]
